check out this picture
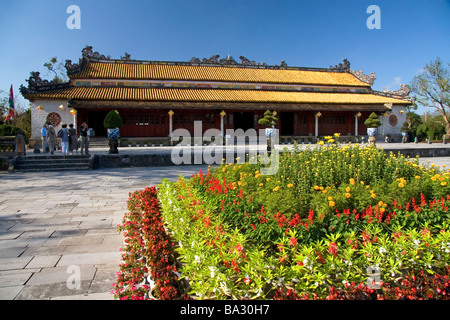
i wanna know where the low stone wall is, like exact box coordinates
[92,153,175,169]
[92,146,450,169]
[384,147,450,159]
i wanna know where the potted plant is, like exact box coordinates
[103,110,123,154]
[258,110,278,152]
[364,112,381,145]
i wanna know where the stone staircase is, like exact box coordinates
[88,137,109,148]
[13,154,93,172]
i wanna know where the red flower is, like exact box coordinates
[328,242,338,257]
[289,237,297,247]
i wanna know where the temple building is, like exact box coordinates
[21,46,413,145]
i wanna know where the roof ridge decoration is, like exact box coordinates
[19,71,70,95]
[65,45,112,75]
[188,54,272,67]
[350,69,377,86]
[328,58,377,86]
[372,84,414,102]
[329,59,351,71]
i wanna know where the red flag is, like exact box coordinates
[4,85,15,121]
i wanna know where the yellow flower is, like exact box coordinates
[255,174,261,178]
[329,201,336,207]
[259,183,264,187]
[324,136,332,140]
[415,176,421,180]
[345,187,351,192]
[273,186,280,192]
[349,178,355,185]
[327,139,335,143]
[441,181,447,186]
[371,193,376,199]
[317,141,324,146]
[266,178,271,182]
[314,185,320,190]
[398,182,405,188]
[345,193,351,198]
[328,196,333,201]
[334,133,341,137]
[287,183,294,188]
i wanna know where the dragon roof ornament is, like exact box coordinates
[373,84,413,102]
[187,55,290,68]
[329,59,377,86]
[19,71,70,95]
[65,46,111,75]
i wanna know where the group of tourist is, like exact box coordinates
[40,121,90,155]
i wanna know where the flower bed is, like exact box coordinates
[115,143,450,300]
[113,187,187,300]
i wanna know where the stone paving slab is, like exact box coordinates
[26,266,96,286]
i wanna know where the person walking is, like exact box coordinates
[41,124,48,153]
[59,123,70,155]
[47,125,57,155]
[68,124,77,155]
[79,121,89,155]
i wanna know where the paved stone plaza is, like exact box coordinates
[1,143,450,300]
[0,164,209,300]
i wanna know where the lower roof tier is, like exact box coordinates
[24,86,410,106]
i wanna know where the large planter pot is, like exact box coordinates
[367,127,377,145]
[367,127,378,137]
[107,128,120,154]
[265,128,277,138]
[265,128,277,153]
[107,128,120,140]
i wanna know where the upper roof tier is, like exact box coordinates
[71,62,371,87]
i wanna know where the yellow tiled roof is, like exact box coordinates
[24,87,410,105]
[73,63,370,87]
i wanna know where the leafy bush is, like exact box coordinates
[103,110,123,129]
[0,124,17,136]
[364,112,381,128]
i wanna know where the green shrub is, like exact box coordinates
[364,112,381,128]
[103,110,123,129]
[0,124,16,136]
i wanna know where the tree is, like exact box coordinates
[416,115,445,141]
[364,112,381,128]
[43,57,68,83]
[1,88,29,124]
[103,110,123,129]
[401,111,422,140]
[258,110,278,128]
[409,57,450,135]
[0,89,8,120]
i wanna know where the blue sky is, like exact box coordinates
[1,0,449,115]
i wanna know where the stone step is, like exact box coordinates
[14,155,92,172]
[18,155,90,161]
[89,137,109,147]
[14,165,92,172]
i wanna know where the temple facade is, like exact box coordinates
[21,47,413,145]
